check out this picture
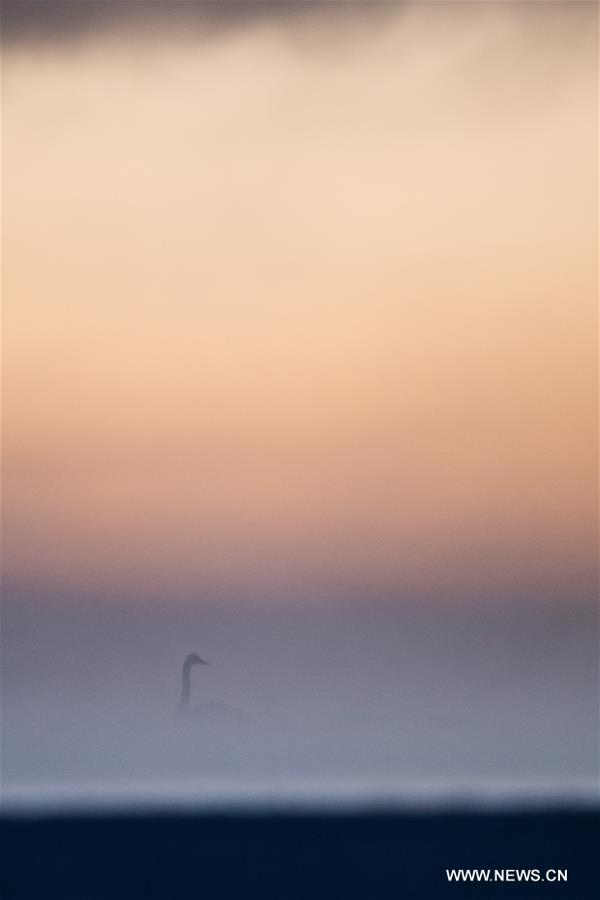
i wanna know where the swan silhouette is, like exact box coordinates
[178,652,244,720]
[179,653,208,712]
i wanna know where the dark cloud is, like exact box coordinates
[2,2,591,54]
[1,0,402,45]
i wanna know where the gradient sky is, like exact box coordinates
[2,0,598,793]
[3,0,597,607]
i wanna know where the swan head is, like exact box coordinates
[185,652,208,668]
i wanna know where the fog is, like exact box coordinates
[3,587,596,804]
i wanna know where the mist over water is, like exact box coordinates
[3,587,596,806]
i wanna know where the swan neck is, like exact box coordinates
[179,661,193,710]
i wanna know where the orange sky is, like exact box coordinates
[2,2,597,602]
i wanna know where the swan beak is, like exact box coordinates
[199,658,209,665]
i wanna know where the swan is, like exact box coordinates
[179,653,208,712]
[178,652,245,720]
